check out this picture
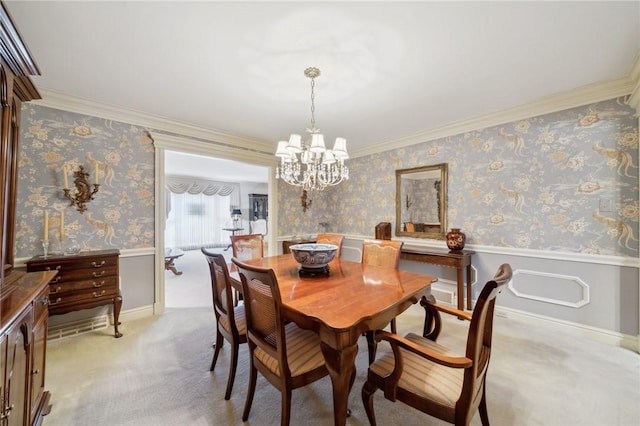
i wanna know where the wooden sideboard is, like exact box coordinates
[400,247,475,311]
[25,249,123,338]
[1,270,56,426]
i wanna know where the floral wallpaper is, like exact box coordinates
[16,105,155,257]
[278,97,639,257]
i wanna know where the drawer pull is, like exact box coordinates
[93,280,105,288]
[50,275,61,283]
[92,260,106,268]
[45,265,62,271]
[49,297,62,306]
[40,295,48,305]
[92,290,106,298]
[92,271,106,278]
[50,286,62,294]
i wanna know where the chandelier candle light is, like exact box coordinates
[275,67,349,192]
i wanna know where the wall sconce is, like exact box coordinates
[300,190,312,213]
[63,164,99,213]
[231,208,242,229]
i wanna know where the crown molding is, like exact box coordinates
[626,50,640,115]
[352,75,636,158]
[29,65,638,161]
[152,132,277,167]
[31,88,274,154]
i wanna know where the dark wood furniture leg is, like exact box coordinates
[466,264,473,310]
[164,256,183,275]
[113,292,123,338]
[457,266,464,311]
[320,342,358,426]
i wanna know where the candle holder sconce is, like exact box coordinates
[63,165,99,213]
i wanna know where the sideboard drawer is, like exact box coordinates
[26,249,123,338]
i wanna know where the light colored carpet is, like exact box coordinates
[43,249,640,426]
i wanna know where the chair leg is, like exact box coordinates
[209,330,223,371]
[365,331,377,364]
[224,342,239,400]
[479,382,490,426]
[421,295,442,341]
[362,380,378,426]
[281,388,292,426]
[242,359,258,421]
[390,318,397,334]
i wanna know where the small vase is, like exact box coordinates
[446,228,466,252]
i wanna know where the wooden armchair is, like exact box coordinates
[316,233,344,258]
[232,258,329,426]
[201,248,247,400]
[361,264,513,426]
[362,239,403,363]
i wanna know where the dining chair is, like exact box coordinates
[362,239,403,269]
[231,233,264,264]
[361,239,404,363]
[231,258,329,426]
[201,248,247,400]
[316,233,345,258]
[361,264,513,426]
[230,233,264,303]
[249,218,268,236]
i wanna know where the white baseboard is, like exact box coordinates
[114,304,155,324]
[495,306,639,353]
[49,302,639,354]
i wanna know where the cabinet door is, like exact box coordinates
[30,290,48,423]
[2,307,31,426]
[0,332,6,424]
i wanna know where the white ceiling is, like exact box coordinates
[5,1,640,160]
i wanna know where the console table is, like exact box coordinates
[400,247,475,311]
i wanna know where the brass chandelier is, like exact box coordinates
[275,67,349,191]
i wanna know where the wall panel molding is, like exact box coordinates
[510,269,590,308]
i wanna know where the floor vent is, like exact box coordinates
[431,287,456,305]
[47,316,109,341]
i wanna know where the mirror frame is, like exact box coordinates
[395,163,448,239]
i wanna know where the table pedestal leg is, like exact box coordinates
[320,342,358,426]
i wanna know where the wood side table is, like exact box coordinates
[222,227,244,251]
[400,247,475,311]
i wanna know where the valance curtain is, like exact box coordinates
[165,176,239,198]
[165,176,241,250]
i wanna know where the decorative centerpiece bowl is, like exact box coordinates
[289,243,338,274]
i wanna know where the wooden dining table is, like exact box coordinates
[230,254,437,426]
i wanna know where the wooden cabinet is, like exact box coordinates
[26,250,123,338]
[1,271,55,426]
[29,285,48,424]
[0,3,51,425]
[248,194,268,221]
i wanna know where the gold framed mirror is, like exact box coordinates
[395,163,448,239]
